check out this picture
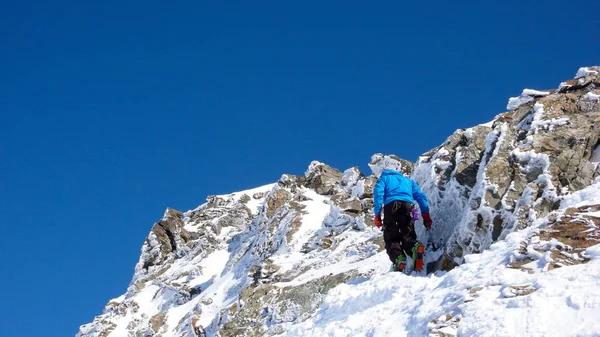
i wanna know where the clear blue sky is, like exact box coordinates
[1,1,598,336]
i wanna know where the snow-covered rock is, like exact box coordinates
[305,161,342,195]
[79,67,600,337]
[368,153,414,177]
[584,91,600,101]
[576,66,599,78]
[507,88,551,110]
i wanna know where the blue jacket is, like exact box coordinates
[373,169,430,216]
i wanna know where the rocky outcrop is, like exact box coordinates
[509,203,600,272]
[220,272,357,337]
[369,153,414,177]
[305,161,342,195]
[414,66,600,266]
[265,189,292,218]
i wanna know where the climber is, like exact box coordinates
[373,168,432,272]
[192,318,207,337]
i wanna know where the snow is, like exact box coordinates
[225,182,276,215]
[369,154,406,177]
[507,89,550,110]
[561,181,600,209]
[558,82,572,91]
[305,160,323,177]
[279,188,330,256]
[586,245,600,258]
[576,67,598,78]
[584,92,600,101]
[591,145,600,171]
[507,95,534,110]
[525,103,569,133]
[582,211,600,218]
[342,167,361,187]
[280,235,600,336]
[480,120,495,128]
[522,89,550,97]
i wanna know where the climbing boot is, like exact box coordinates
[394,254,407,272]
[412,242,425,271]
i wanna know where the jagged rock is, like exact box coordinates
[149,312,167,333]
[362,198,374,215]
[330,190,350,205]
[278,174,306,191]
[239,194,251,204]
[337,197,363,217]
[558,66,600,93]
[139,208,190,273]
[454,126,491,189]
[369,153,414,177]
[342,167,362,186]
[358,176,377,199]
[220,272,358,337]
[413,68,600,264]
[265,189,292,218]
[213,203,252,234]
[305,161,343,195]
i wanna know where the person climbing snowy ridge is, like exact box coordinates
[373,168,432,272]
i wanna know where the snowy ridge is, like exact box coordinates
[78,67,600,337]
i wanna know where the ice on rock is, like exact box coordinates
[584,92,600,101]
[576,67,599,78]
[507,95,534,110]
[507,89,550,110]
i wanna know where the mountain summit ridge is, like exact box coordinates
[79,67,600,337]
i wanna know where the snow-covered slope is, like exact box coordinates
[78,67,600,337]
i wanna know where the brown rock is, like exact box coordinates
[305,161,343,195]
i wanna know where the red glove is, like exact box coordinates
[374,215,383,228]
[423,213,433,230]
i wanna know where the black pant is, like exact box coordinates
[383,200,418,263]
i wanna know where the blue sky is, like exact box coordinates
[1,1,598,336]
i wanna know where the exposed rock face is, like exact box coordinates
[132,208,190,287]
[265,189,292,218]
[304,161,342,195]
[413,67,600,265]
[509,203,600,273]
